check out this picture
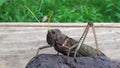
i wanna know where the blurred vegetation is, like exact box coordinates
[0,0,120,22]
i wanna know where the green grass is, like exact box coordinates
[0,0,120,22]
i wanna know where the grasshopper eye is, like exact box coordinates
[52,31,55,34]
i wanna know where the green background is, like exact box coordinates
[0,0,120,22]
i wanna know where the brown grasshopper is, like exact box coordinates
[36,22,105,62]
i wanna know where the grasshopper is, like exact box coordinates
[36,22,105,62]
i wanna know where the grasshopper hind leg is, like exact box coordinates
[73,49,79,63]
[73,52,77,62]
[73,51,83,63]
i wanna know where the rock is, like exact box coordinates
[26,54,120,68]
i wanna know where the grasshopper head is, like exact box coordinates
[46,29,61,46]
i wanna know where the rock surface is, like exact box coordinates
[26,54,120,68]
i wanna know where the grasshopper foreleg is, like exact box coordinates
[36,45,51,56]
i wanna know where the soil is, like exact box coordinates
[25,54,120,68]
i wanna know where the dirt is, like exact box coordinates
[25,54,120,68]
